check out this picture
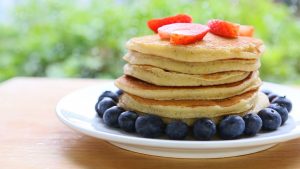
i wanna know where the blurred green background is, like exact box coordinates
[1,0,300,83]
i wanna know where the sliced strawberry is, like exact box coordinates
[158,23,196,39]
[158,23,209,45]
[239,25,254,37]
[207,19,240,38]
[170,28,209,45]
[147,14,192,33]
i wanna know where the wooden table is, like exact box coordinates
[1,77,300,169]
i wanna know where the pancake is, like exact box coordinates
[118,89,258,119]
[124,64,251,86]
[126,33,264,62]
[124,50,260,74]
[160,92,269,125]
[115,72,261,100]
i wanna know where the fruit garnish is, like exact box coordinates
[268,104,288,125]
[272,96,293,112]
[118,111,138,132]
[158,23,195,39]
[98,90,118,102]
[158,23,210,45]
[243,113,262,136]
[103,106,125,127]
[147,14,192,33]
[268,93,279,102]
[95,97,116,118]
[219,115,245,139]
[207,19,240,38]
[136,115,165,138]
[170,29,210,45]
[193,118,216,140]
[258,108,281,131]
[166,120,189,140]
[239,25,254,37]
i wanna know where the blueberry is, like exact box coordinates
[115,89,123,96]
[261,89,272,96]
[118,111,138,132]
[95,97,116,118]
[135,115,165,138]
[103,106,125,127]
[258,108,281,131]
[243,113,262,136]
[98,91,118,102]
[268,93,279,102]
[272,96,292,113]
[165,120,189,140]
[268,103,288,125]
[193,118,216,140]
[219,115,245,140]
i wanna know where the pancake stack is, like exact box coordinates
[115,33,269,125]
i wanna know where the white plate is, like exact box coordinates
[56,82,300,158]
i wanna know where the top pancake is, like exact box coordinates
[126,33,264,62]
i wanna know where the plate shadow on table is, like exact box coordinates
[62,135,300,169]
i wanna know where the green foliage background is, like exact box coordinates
[1,0,300,83]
